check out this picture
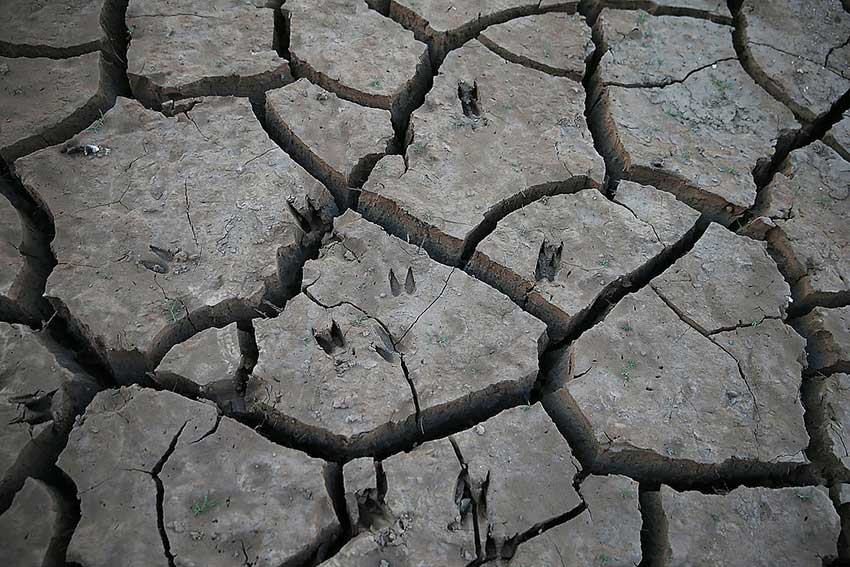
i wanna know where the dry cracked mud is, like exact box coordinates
[0,0,849,565]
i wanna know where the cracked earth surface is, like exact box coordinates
[0,1,848,566]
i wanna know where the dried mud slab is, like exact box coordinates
[360,40,603,263]
[0,193,24,317]
[477,12,592,80]
[560,225,808,463]
[0,0,112,57]
[248,211,544,436]
[60,387,340,567]
[283,0,428,110]
[505,475,640,565]
[662,485,839,566]
[455,405,585,544]
[13,97,333,382]
[58,387,217,567]
[833,116,850,157]
[157,322,243,385]
[600,10,736,87]
[323,438,475,566]
[663,0,729,13]
[0,322,92,482]
[0,53,120,163]
[455,405,642,563]
[0,478,58,566]
[822,373,850,470]
[248,210,545,439]
[742,0,850,117]
[756,142,850,307]
[328,406,641,564]
[599,10,796,212]
[126,0,291,107]
[652,223,790,332]
[248,295,413,438]
[795,306,850,375]
[162,416,341,566]
[266,78,395,189]
[471,181,699,327]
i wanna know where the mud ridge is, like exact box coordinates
[601,0,732,26]
[465,251,573,335]
[130,69,294,112]
[1,0,131,162]
[477,34,584,82]
[359,174,601,275]
[356,190,465,267]
[626,166,743,225]
[800,375,848,482]
[275,7,391,112]
[728,0,850,207]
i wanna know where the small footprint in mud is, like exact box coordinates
[535,239,564,282]
[139,244,174,274]
[312,319,345,355]
[388,267,416,297]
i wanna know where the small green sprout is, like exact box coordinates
[621,359,638,384]
[89,109,106,132]
[637,10,649,25]
[369,79,381,88]
[191,494,217,517]
[165,299,182,323]
[710,77,735,96]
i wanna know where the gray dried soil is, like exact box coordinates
[0,0,849,565]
